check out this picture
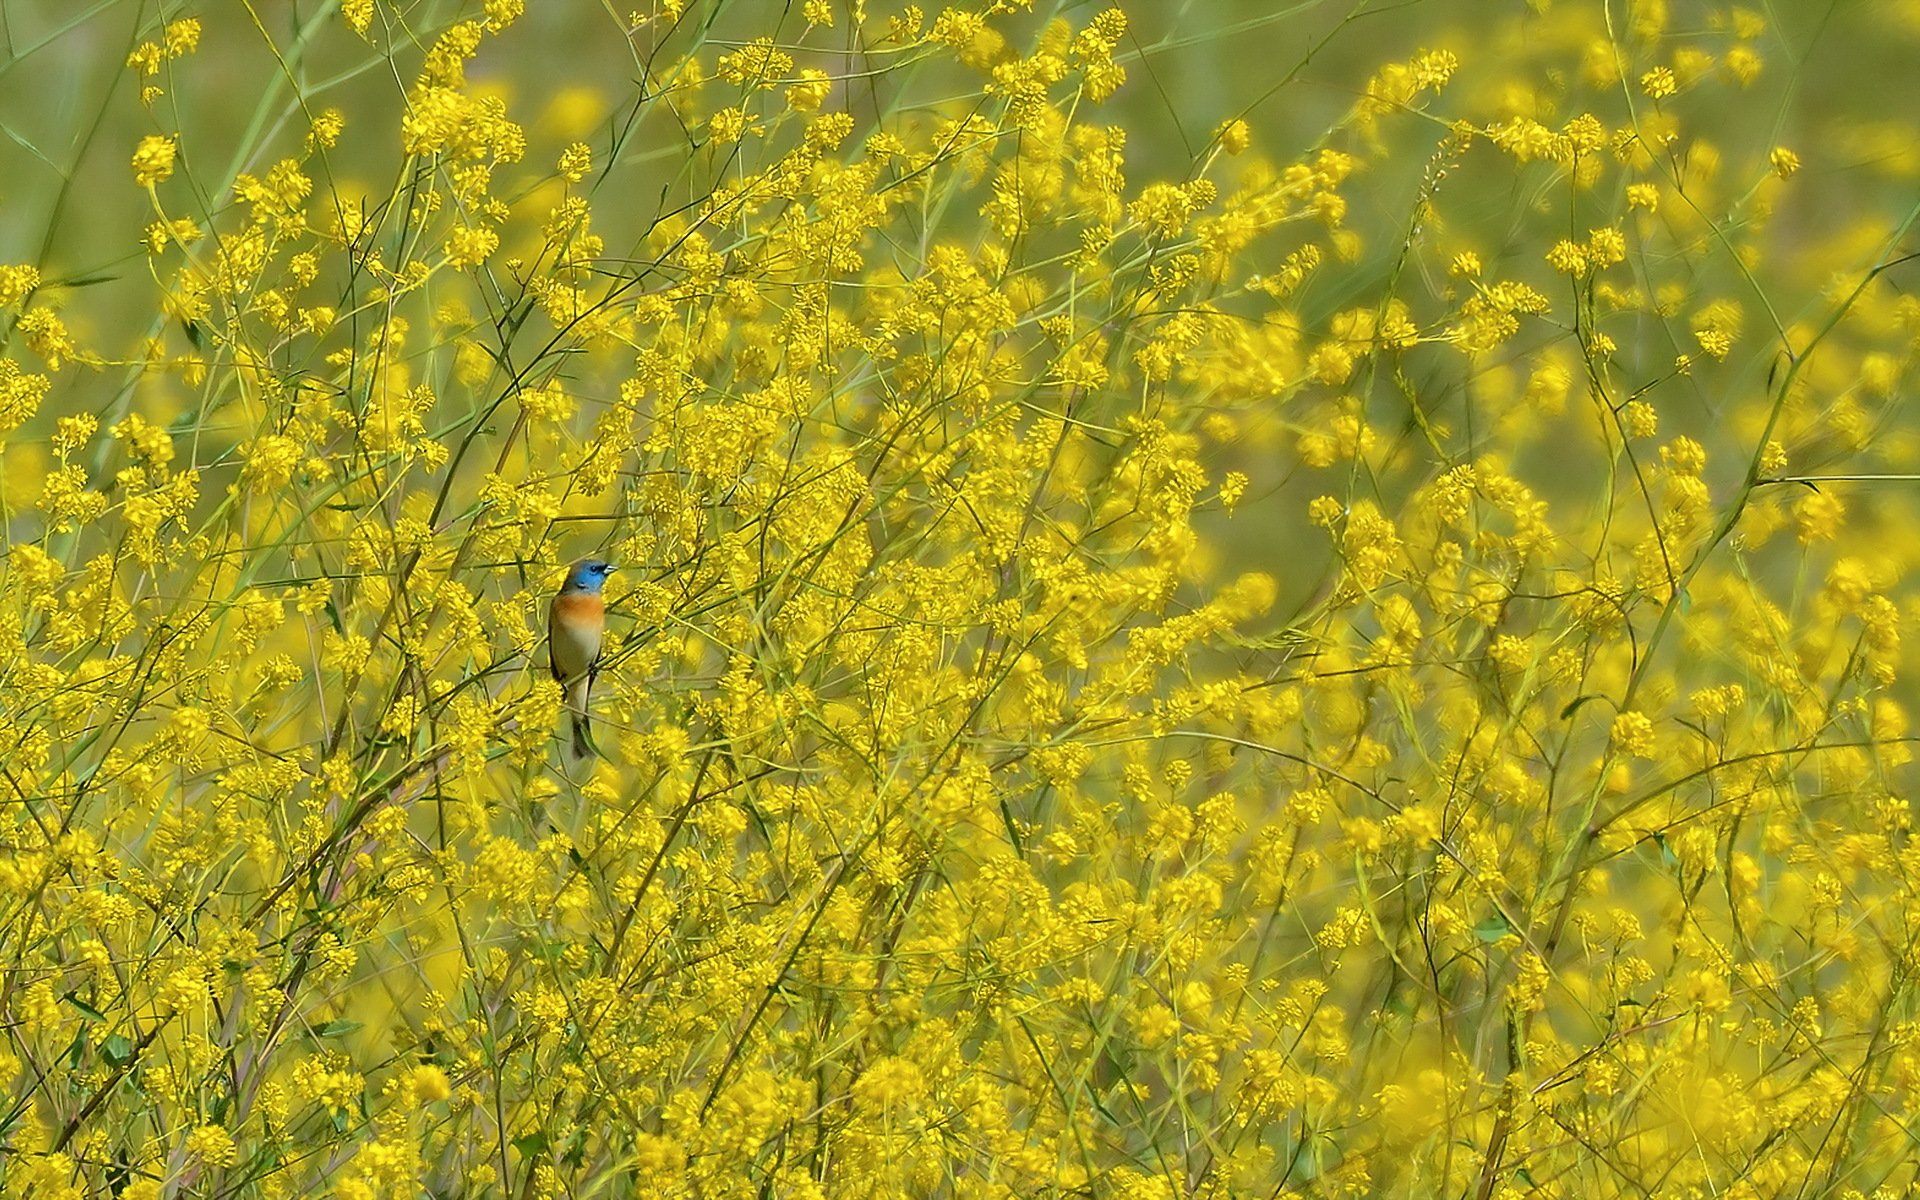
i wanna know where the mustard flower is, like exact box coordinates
[130,134,176,185]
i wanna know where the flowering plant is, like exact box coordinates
[4,2,1920,1196]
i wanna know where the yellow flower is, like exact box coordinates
[853,1055,927,1112]
[786,68,833,112]
[709,106,749,143]
[127,42,163,76]
[1795,490,1846,542]
[484,0,524,30]
[1585,226,1627,266]
[1770,146,1801,178]
[17,309,76,369]
[1411,49,1458,89]
[1694,327,1732,359]
[1546,240,1588,274]
[1609,710,1656,758]
[1218,117,1251,155]
[130,134,176,186]
[184,1125,236,1167]
[309,107,346,149]
[0,264,39,306]
[411,1064,452,1103]
[444,223,499,267]
[163,18,201,57]
[1220,471,1248,513]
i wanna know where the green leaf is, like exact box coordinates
[513,1130,550,1159]
[1651,831,1679,869]
[1473,914,1514,942]
[311,1019,363,1039]
[1560,694,1599,720]
[50,271,120,289]
[62,992,106,1021]
[101,1034,134,1067]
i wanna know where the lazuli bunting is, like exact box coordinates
[548,558,614,757]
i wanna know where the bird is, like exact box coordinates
[548,558,615,758]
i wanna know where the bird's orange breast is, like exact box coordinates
[551,592,605,624]
[549,591,607,684]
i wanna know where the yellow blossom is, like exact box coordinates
[130,134,176,185]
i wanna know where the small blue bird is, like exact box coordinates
[548,558,615,757]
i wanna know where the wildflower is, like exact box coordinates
[1623,400,1658,438]
[1694,328,1733,359]
[164,18,201,56]
[239,435,303,493]
[0,264,38,306]
[185,1126,236,1167]
[718,37,793,88]
[634,1133,686,1180]
[130,135,176,185]
[1610,710,1656,758]
[444,223,499,267]
[411,1064,452,1103]
[1796,490,1846,542]
[1641,66,1678,98]
[1586,226,1627,266]
[786,68,833,112]
[854,1055,927,1113]
[1220,471,1248,513]
[1563,113,1607,154]
[1546,240,1588,274]
[709,106,750,143]
[18,310,77,369]
[127,42,163,76]
[293,1055,365,1119]
[1411,50,1458,89]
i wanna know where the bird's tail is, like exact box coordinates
[562,677,594,758]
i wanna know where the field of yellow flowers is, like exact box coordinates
[5,0,1920,1195]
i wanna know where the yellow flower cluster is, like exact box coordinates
[3,1,1918,1197]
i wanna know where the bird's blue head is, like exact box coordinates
[561,559,616,594]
